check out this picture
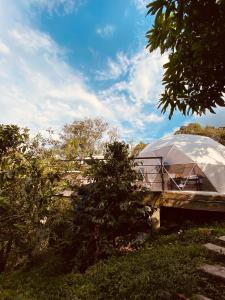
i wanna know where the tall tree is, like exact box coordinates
[60,118,109,159]
[0,125,60,272]
[62,142,152,271]
[146,0,225,118]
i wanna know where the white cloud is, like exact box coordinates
[0,40,10,55]
[96,52,129,80]
[126,50,168,105]
[96,24,116,38]
[145,113,164,123]
[10,27,61,55]
[194,107,225,127]
[26,0,82,15]
[99,85,164,133]
[132,0,148,12]
[97,49,167,105]
[95,49,167,137]
[0,0,166,140]
[0,1,113,132]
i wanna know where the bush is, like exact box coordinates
[59,141,154,272]
[0,125,61,272]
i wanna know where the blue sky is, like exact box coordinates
[0,0,224,143]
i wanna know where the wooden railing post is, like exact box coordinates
[160,157,165,192]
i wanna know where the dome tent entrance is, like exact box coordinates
[137,134,225,194]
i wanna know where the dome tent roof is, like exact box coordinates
[138,134,225,194]
[140,134,225,165]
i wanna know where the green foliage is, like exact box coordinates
[52,118,120,189]
[0,125,151,275]
[0,121,122,274]
[61,142,152,272]
[60,118,109,159]
[146,0,225,118]
[175,123,225,146]
[131,141,147,157]
[0,125,61,272]
[1,224,225,299]
[0,125,29,155]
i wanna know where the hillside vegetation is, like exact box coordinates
[0,123,153,274]
[175,123,225,146]
[2,121,225,299]
[1,224,225,299]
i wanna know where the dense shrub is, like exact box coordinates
[2,225,225,299]
[58,141,154,272]
[0,125,61,272]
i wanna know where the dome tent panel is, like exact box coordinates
[198,163,225,194]
[136,156,162,189]
[152,145,173,158]
[162,145,194,165]
[140,134,225,166]
[165,163,216,192]
[137,145,173,189]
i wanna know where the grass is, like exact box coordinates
[1,223,225,300]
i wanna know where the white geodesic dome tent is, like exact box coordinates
[137,134,225,194]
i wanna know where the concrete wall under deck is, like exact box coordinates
[161,191,225,212]
[149,191,225,228]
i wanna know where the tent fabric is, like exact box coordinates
[137,134,225,194]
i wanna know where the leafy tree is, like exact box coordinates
[0,125,60,272]
[131,141,147,157]
[60,118,120,160]
[106,127,120,144]
[0,125,29,156]
[146,0,225,118]
[58,118,113,190]
[175,123,225,146]
[60,118,109,160]
[62,141,152,272]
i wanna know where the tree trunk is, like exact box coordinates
[0,240,13,272]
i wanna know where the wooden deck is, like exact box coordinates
[57,189,225,213]
[56,189,225,229]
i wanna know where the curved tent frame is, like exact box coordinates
[137,134,225,194]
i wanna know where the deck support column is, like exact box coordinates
[152,207,160,230]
